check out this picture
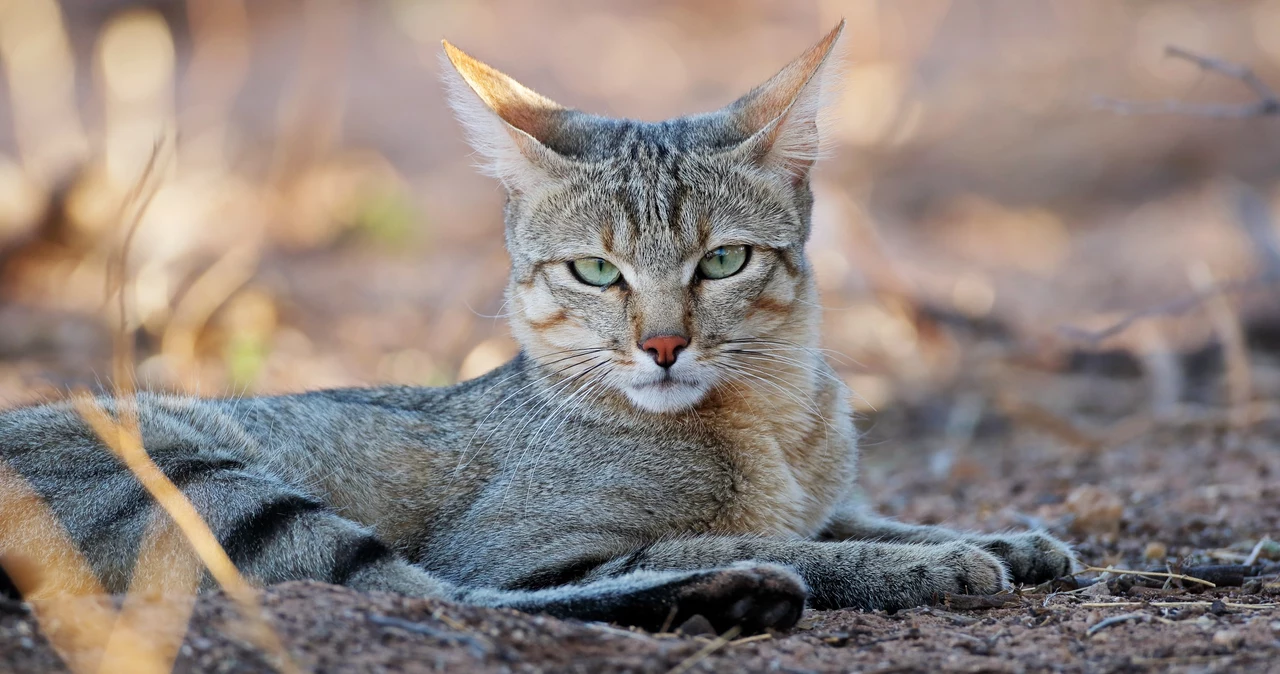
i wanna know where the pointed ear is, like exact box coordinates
[440,40,568,190]
[728,21,845,179]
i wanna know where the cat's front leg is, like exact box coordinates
[819,505,1077,586]
[579,536,1009,612]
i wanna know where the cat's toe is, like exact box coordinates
[937,542,1009,596]
[672,563,807,635]
[976,532,1076,585]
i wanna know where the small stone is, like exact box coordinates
[1065,485,1124,536]
[1082,581,1111,598]
[1143,542,1168,561]
[675,614,717,637]
[1269,620,1280,632]
[1212,629,1244,649]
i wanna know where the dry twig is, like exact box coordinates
[1086,612,1150,636]
[1083,566,1216,588]
[1070,48,1280,345]
[1079,601,1277,610]
[1245,537,1273,567]
[1058,275,1279,345]
[1096,46,1280,118]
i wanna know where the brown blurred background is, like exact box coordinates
[1,0,1279,440]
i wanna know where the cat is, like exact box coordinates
[0,21,1074,635]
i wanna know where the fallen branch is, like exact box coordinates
[1178,564,1251,587]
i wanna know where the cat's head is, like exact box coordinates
[442,23,843,414]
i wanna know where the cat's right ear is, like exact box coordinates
[441,40,569,191]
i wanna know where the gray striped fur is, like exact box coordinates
[0,24,1073,633]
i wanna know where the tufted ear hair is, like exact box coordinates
[725,21,845,180]
[440,40,570,191]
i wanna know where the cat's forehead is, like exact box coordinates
[511,115,804,268]
[517,157,798,272]
[535,112,748,161]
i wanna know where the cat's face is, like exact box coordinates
[503,145,819,413]
[444,24,842,413]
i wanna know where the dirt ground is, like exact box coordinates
[1,359,1278,674]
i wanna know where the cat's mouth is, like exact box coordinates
[636,374,685,389]
[623,375,710,414]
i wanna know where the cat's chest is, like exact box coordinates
[699,432,820,537]
[571,411,852,540]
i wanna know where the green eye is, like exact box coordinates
[569,258,621,287]
[697,245,749,280]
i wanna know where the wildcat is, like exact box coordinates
[0,22,1073,635]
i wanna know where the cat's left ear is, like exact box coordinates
[727,21,845,180]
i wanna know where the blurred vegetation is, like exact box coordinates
[0,0,1277,446]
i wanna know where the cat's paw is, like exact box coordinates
[973,531,1076,585]
[843,541,1009,612]
[929,541,1010,597]
[670,563,808,634]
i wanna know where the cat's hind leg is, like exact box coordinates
[1,418,805,632]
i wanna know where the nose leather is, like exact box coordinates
[640,335,689,368]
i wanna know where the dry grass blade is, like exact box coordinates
[71,135,299,674]
[99,513,203,674]
[72,393,301,674]
[1083,566,1216,588]
[0,463,172,674]
[160,243,261,382]
[106,138,167,398]
[667,625,742,674]
[728,633,773,646]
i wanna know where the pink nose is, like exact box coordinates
[640,335,689,368]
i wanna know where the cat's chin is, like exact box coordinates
[623,380,710,414]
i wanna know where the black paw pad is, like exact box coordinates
[672,565,807,635]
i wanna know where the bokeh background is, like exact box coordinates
[1,0,1278,448]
